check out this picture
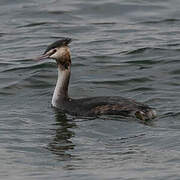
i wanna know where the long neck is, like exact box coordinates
[52,63,71,107]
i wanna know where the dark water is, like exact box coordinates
[1,0,180,179]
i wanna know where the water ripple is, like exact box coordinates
[2,62,55,72]
[87,77,153,85]
[142,18,180,24]
[1,0,180,179]
[126,47,169,55]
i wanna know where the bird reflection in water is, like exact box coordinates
[48,109,76,160]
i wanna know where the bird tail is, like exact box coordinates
[135,109,157,120]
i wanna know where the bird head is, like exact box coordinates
[35,38,72,68]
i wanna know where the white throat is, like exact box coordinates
[51,65,70,107]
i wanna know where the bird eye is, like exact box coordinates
[53,49,57,54]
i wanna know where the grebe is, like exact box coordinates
[35,38,156,120]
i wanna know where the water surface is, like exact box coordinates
[1,0,180,179]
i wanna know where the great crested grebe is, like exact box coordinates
[35,38,156,120]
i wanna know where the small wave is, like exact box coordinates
[0,62,15,66]
[88,77,153,85]
[1,77,53,90]
[142,18,180,24]
[2,62,55,73]
[170,69,180,75]
[0,33,6,37]
[47,10,69,15]
[125,59,160,65]
[18,22,49,28]
[72,63,86,67]
[166,43,180,47]
[88,39,112,45]
[0,91,14,95]
[91,22,116,25]
[126,47,166,55]
[128,87,154,92]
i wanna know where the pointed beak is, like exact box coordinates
[34,52,50,61]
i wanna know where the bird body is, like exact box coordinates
[35,38,156,120]
[53,96,156,119]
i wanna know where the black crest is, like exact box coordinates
[44,38,72,54]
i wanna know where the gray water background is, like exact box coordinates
[1,0,180,179]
